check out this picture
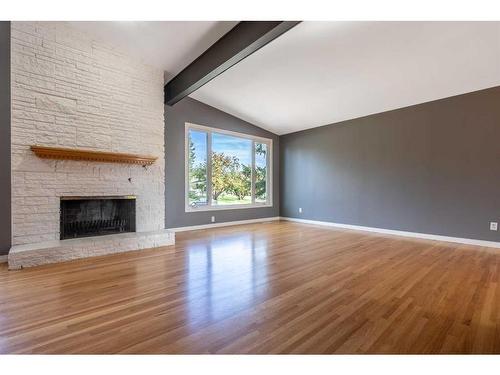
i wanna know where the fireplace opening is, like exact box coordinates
[60,196,136,240]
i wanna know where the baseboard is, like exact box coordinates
[0,255,7,263]
[169,216,281,232]
[280,217,500,249]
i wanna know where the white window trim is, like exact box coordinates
[185,122,273,213]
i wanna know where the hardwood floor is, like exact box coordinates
[1,221,499,354]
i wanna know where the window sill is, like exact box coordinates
[185,203,273,213]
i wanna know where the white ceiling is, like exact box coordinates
[68,21,500,136]
[68,21,238,75]
[191,21,500,135]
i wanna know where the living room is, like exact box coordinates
[1,0,500,372]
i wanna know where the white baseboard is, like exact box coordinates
[280,217,500,249]
[0,255,7,263]
[170,216,281,232]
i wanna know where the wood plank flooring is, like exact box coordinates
[1,221,499,354]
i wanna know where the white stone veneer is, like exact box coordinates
[9,22,173,268]
[8,230,174,269]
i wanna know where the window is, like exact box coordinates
[186,123,272,211]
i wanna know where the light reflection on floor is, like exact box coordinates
[186,232,270,325]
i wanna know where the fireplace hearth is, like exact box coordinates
[60,196,136,240]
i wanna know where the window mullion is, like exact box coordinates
[207,131,213,207]
[251,140,256,205]
[267,141,271,205]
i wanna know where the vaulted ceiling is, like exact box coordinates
[68,21,238,76]
[191,21,500,134]
[69,21,500,135]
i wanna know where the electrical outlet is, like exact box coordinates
[298,207,303,213]
[211,216,216,223]
[490,222,498,231]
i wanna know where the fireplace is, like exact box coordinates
[60,196,136,240]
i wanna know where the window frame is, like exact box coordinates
[185,122,273,212]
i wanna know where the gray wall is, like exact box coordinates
[165,97,279,229]
[0,22,11,255]
[280,86,500,242]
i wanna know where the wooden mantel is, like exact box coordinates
[30,146,157,166]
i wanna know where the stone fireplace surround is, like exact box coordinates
[8,21,174,269]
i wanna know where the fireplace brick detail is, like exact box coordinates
[9,22,170,266]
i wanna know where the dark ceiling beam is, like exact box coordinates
[164,21,300,106]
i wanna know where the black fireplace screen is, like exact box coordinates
[60,196,136,240]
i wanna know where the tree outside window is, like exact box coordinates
[187,125,271,210]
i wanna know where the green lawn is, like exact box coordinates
[216,194,252,205]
